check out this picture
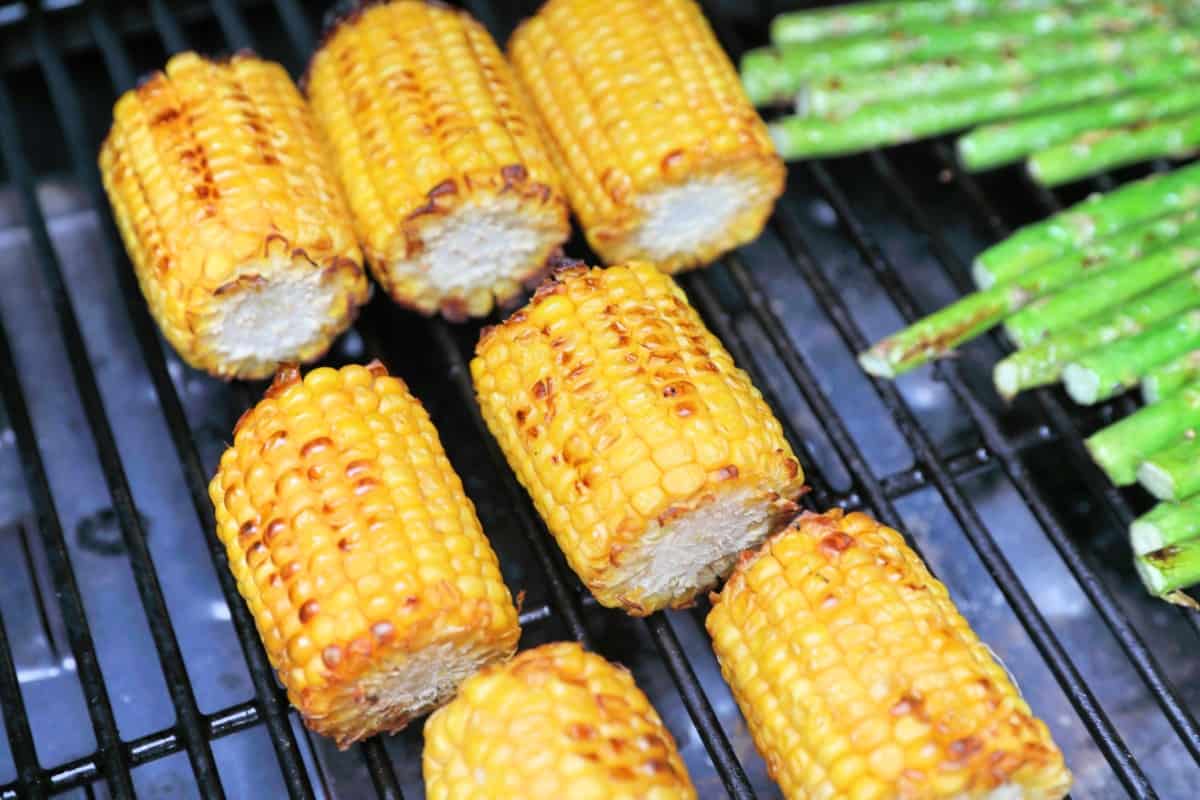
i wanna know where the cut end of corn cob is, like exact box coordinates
[209,362,520,748]
[707,509,1073,800]
[305,0,570,321]
[508,0,783,274]
[99,51,369,380]
[423,642,697,799]
[472,262,804,614]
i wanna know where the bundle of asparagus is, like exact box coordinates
[859,166,1200,603]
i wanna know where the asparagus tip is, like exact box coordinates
[1063,364,1102,406]
[971,260,996,290]
[1130,520,1165,557]
[857,350,895,379]
[1135,554,1170,597]
[992,361,1020,402]
[1136,460,1177,502]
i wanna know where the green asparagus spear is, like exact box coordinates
[1137,434,1200,501]
[1131,496,1200,555]
[973,162,1200,288]
[806,26,1195,118]
[1004,233,1200,347]
[1143,349,1200,404]
[993,270,1200,399]
[743,3,1165,106]
[771,56,1196,159]
[1085,380,1200,485]
[960,81,1200,171]
[1063,310,1200,405]
[1029,110,1200,187]
[769,0,1091,45]
[859,210,1200,377]
[1136,539,1200,597]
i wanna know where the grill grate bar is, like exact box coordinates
[867,147,1200,766]
[40,4,317,796]
[0,607,43,799]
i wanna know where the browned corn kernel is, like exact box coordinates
[707,509,1073,800]
[471,262,804,614]
[209,362,521,748]
[304,0,570,320]
[423,642,697,799]
[508,0,783,274]
[99,51,369,380]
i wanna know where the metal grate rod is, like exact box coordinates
[0,606,42,799]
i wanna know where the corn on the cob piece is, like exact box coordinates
[423,641,696,799]
[304,1,570,321]
[209,362,520,748]
[99,51,369,380]
[472,262,804,614]
[707,509,1072,800]
[508,0,783,274]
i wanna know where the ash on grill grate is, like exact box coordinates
[0,1,1195,799]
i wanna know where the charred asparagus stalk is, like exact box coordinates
[1136,539,1200,598]
[1086,380,1200,485]
[860,210,1200,377]
[960,82,1200,171]
[769,0,1092,45]
[993,270,1200,399]
[1029,110,1200,187]
[744,3,1165,107]
[1137,434,1200,501]
[1143,349,1200,404]
[1131,496,1200,555]
[1063,310,1200,405]
[1004,233,1200,348]
[973,162,1200,288]
[806,26,1194,118]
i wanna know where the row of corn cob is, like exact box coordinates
[107,0,1073,795]
[859,163,1200,606]
[100,0,783,380]
[740,0,1200,184]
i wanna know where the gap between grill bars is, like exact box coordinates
[0,0,1196,798]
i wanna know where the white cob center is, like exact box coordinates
[210,261,340,365]
[355,640,499,730]
[629,172,762,263]
[393,195,556,297]
[613,487,771,604]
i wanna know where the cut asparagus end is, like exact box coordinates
[1136,553,1173,596]
[1142,378,1163,405]
[993,360,1020,401]
[972,259,997,290]
[766,123,789,157]
[1063,363,1102,405]
[1130,519,1165,557]
[1085,434,1136,486]
[1135,542,1200,597]
[857,349,896,379]
[1137,460,1178,502]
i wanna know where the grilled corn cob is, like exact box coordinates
[99,51,369,380]
[508,0,783,274]
[209,362,520,748]
[707,510,1072,800]
[304,0,570,320]
[472,262,804,614]
[423,642,697,799]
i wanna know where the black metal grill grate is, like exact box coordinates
[0,1,1197,797]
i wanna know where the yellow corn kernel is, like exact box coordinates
[471,262,804,614]
[508,0,783,274]
[305,0,570,320]
[209,362,520,749]
[99,51,369,380]
[423,642,696,800]
[706,510,1073,799]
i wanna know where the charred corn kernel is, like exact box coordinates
[305,1,570,321]
[471,262,804,614]
[99,51,369,380]
[508,0,783,274]
[209,362,520,749]
[706,510,1073,800]
[423,642,696,799]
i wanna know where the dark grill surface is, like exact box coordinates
[0,0,1198,797]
